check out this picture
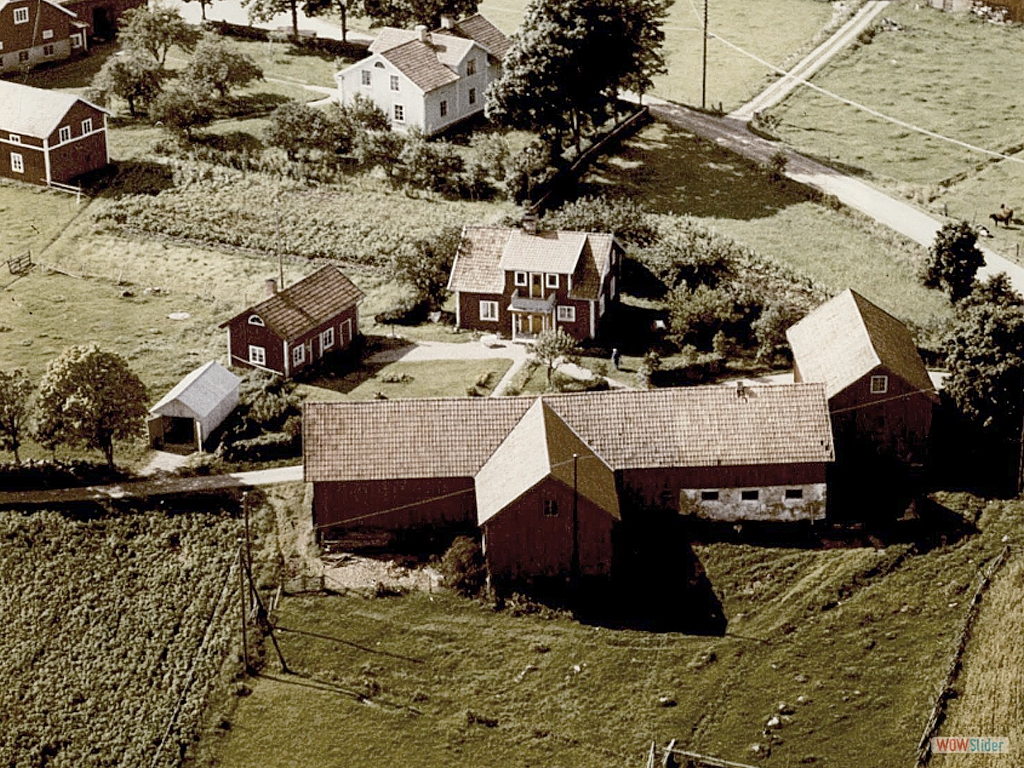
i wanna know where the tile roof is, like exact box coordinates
[303,384,835,484]
[380,38,461,92]
[150,361,240,420]
[569,234,615,301]
[499,229,588,274]
[220,265,365,341]
[447,14,511,60]
[475,400,619,525]
[0,81,105,139]
[447,226,509,294]
[786,289,937,402]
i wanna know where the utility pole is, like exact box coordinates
[702,0,709,110]
[238,539,249,674]
[571,453,579,591]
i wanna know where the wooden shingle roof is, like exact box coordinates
[786,289,937,402]
[380,39,461,92]
[220,266,365,341]
[448,14,511,60]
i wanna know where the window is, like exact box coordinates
[10,153,24,174]
[393,104,405,122]
[514,271,527,287]
[8,134,20,144]
[292,344,305,367]
[556,305,576,322]
[545,273,559,289]
[468,87,476,105]
[701,490,719,502]
[466,57,476,76]
[479,300,498,322]
[13,7,28,24]
[58,125,71,143]
[320,326,335,350]
[785,489,804,500]
[248,345,266,366]
[81,118,93,134]
[18,51,29,63]
[70,33,82,48]
[247,315,264,326]
[390,74,399,91]
[543,499,558,516]
[870,375,888,394]
[0,41,4,50]
[439,100,447,117]
[42,28,53,39]
[43,44,54,57]
[361,69,371,86]
[741,490,759,501]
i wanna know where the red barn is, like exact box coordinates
[59,0,145,40]
[0,0,89,72]
[304,385,835,587]
[447,224,623,341]
[219,266,365,378]
[0,81,108,186]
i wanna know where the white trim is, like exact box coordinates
[340,317,353,346]
[58,125,71,143]
[545,273,559,289]
[870,374,888,394]
[81,118,92,134]
[42,28,53,39]
[454,291,461,327]
[393,104,405,123]
[42,137,50,184]
[556,305,576,322]
[248,315,264,326]
[283,340,290,377]
[13,6,29,24]
[320,326,335,351]
[292,341,305,367]
[248,345,266,366]
[589,300,595,338]
[479,300,498,322]
[6,134,19,144]
[10,152,24,174]
[389,74,399,91]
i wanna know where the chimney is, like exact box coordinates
[415,24,428,43]
[439,14,454,28]
[522,208,538,235]
[736,381,748,400]
[265,278,277,298]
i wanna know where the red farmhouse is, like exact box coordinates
[220,266,365,378]
[447,224,624,341]
[0,81,108,186]
[0,0,89,73]
[60,0,145,40]
[304,385,834,587]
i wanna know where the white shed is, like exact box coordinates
[148,361,241,452]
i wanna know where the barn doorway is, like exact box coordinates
[149,416,198,453]
[92,8,112,40]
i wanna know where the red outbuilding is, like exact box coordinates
[219,266,365,378]
[0,0,89,73]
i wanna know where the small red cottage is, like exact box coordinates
[0,81,108,186]
[0,0,89,73]
[219,266,365,378]
[447,224,623,341]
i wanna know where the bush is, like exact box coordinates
[543,196,658,247]
[373,299,430,325]
[223,431,300,462]
[438,536,487,597]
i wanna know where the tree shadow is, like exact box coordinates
[299,336,408,394]
[222,92,293,118]
[194,130,266,154]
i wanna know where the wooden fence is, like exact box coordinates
[647,742,761,768]
[7,249,31,275]
[47,180,85,204]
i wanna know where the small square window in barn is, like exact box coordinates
[701,490,719,502]
[543,499,558,516]
[785,489,803,500]
[870,375,888,394]
[741,490,759,501]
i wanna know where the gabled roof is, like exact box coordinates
[304,384,835,485]
[1,0,76,19]
[0,81,105,139]
[447,227,618,301]
[475,399,619,525]
[446,13,511,61]
[379,38,462,92]
[150,361,240,420]
[786,289,937,402]
[220,266,365,341]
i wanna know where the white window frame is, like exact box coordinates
[389,74,399,91]
[41,28,53,39]
[81,118,93,134]
[545,273,559,289]
[248,345,266,366]
[70,33,82,48]
[466,58,476,76]
[320,326,335,350]
[784,488,804,500]
[42,44,54,57]
[8,134,20,144]
[556,305,576,322]
[468,87,476,105]
[247,315,264,326]
[58,125,71,143]
[0,41,4,50]
[870,375,888,394]
[13,7,29,24]
[393,104,405,122]
[361,69,371,86]
[292,344,305,367]
[479,300,498,322]
[514,271,527,287]
[10,153,24,173]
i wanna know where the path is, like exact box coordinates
[0,465,303,507]
[265,77,338,107]
[166,0,375,44]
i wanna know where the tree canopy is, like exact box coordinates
[532,328,581,387]
[923,220,985,302]
[264,101,349,160]
[0,369,33,465]
[91,52,164,117]
[35,346,148,469]
[391,226,462,309]
[357,0,477,28]
[184,34,264,98]
[118,6,199,66]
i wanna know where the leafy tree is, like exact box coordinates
[751,302,801,364]
[617,0,671,101]
[532,328,581,387]
[35,346,148,469]
[150,85,214,138]
[502,139,554,203]
[544,196,657,246]
[184,34,264,98]
[91,52,164,117]
[244,0,302,40]
[358,0,477,29]
[667,282,760,350]
[118,6,199,66]
[391,226,462,309]
[264,101,349,160]
[0,369,33,465]
[398,131,465,195]
[355,130,407,180]
[182,0,218,21]
[923,220,984,302]
[301,0,356,41]
[438,535,487,597]
[338,93,391,133]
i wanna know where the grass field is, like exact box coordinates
[203,493,1018,768]
[299,358,513,400]
[0,182,88,261]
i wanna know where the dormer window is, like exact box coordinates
[870,375,888,394]
[545,273,559,289]
[514,271,527,287]
[248,315,265,326]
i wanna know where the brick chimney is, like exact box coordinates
[265,278,277,298]
[522,208,539,234]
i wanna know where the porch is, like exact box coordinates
[509,290,556,342]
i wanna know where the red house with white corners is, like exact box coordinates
[0,0,89,72]
[219,266,365,378]
[0,81,109,186]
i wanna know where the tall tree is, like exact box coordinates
[264,100,351,160]
[185,34,264,98]
[149,85,215,138]
[923,220,985,302]
[357,0,476,28]
[301,0,354,41]
[90,52,164,117]
[118,6,199,66]
[391,226,462,309]
[35,346,148,469]
[0,369,33,465]
[245,0,302,39]
[532,328,581,387]
[618,0,671,101]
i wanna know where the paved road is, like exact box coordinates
[728,0,891,122]
[0,465,304,507]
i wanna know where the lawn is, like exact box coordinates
[203,493,1017,768]
[0,181,87,263]
[300,358,513,400]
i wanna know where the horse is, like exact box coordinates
[990,204,1014,227]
